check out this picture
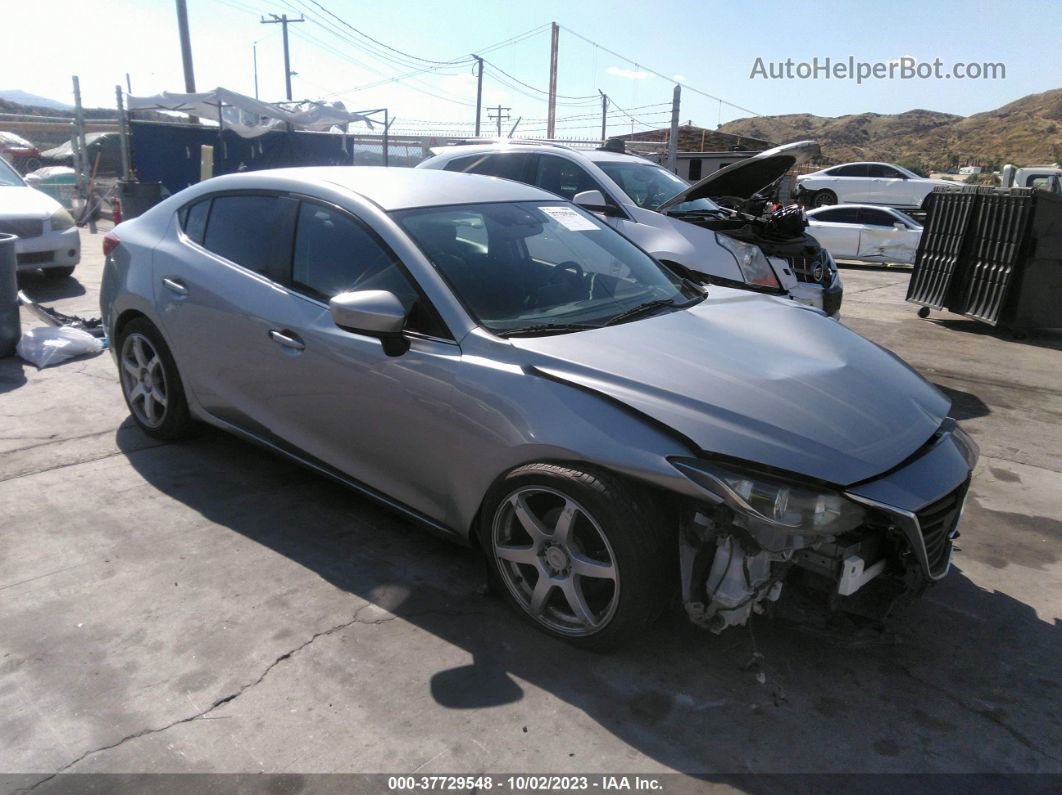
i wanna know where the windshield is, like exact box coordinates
[394,201,701,335]
[0,157,24,187]
[596,161,721,214]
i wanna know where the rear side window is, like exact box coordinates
[179,199,210,244]
[202,195,286,274]
[833,164,869,177]
[814,207,861,224]
[443,153,532,181]
[860,208,899,227]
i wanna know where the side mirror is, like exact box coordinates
[330,289,409,356]
[893,222,907,231]
[573,189,618,216]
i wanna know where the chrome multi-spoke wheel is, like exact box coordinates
[120,333,169,428]
[492,486,620,637]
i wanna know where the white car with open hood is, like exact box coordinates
[418,140,843,318]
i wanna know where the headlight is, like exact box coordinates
[672,458,866,536]
[715,234,780,289]
[49,208,75,231]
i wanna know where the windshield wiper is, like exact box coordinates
[607,295,705,324]
[496,322,599,338]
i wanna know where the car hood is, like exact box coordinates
[513,289,948,486]
[0,185,60,216]
[658,141,821,210]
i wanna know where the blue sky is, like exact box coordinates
[6,0,1061,137]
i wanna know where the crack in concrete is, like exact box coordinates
[15,602,486,791]
[895,663,1062,765]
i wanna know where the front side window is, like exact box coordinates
[291,202,447,338]
[534,155,603,201]
[394,201,700,335]
[596,161,721,214]
[201,195,286,274]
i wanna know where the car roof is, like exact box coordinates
[196,166,560,210]
[429,142,653,166]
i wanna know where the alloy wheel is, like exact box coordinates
[120,332,169,429]
[492,486,620,636]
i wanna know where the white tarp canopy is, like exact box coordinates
[127,87,378,138]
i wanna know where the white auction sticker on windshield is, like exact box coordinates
[539,206,599,231]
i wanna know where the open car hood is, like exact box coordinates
[514,288,949,486]
[658,140,821,211]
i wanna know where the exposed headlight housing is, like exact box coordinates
[672,457,866,538]
[49,208,76,232]
[714,234,781,289]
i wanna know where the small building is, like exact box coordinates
[614,124,775,181]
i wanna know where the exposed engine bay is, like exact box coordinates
[678,501,932,634]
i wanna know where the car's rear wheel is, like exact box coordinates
[117,318,195,440]
[43,266,75,279]
[812,189,837,207]
[483,463,672,650]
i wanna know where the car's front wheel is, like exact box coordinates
[812,189,838,207]
[483,463,672,649]
[117,318,196,440]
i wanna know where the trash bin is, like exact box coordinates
[24,167,78,211]
[0,233,19,358]
[117,180,163,220]
[907,185,1062,331]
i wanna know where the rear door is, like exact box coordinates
[153,191,298,421]
[829,164,871,201]
[808,206,862,258]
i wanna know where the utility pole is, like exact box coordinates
[473,55,484,137]
[253,43,260,99]
[488,105,511,137]
[546,22,559,138]
[598,90,607,142]
[175,0,198,122]
[667,83,681,174]
[261,13,304,101]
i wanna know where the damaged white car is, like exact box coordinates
[806,204,923,266]
[101,167,978,649]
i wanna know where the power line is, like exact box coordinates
[559,24,761,117]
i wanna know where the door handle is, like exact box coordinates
[268,329,305,351]
[162,277,189,296]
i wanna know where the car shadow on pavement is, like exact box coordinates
[929,318,1062,351]
[934,383,991,421]
[116,427,1062,776]
[16,271,87,302]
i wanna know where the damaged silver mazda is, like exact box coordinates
[100,167,978,649]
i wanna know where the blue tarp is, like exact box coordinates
[130,121,358,194]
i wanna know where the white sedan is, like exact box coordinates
[0,156,80,278]
[797,162,952,210]
[806,204,922,265]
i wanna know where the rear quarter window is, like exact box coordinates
[179,199,210,244]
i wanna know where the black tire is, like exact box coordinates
[812,189,837,208]
[43,266,75,279]
[480,463,672,650]
[116,318,196,440]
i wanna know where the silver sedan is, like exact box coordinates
[100,167,977,648]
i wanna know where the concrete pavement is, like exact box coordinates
[1,229,1060,787]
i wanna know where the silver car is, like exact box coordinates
[100,167,978,648]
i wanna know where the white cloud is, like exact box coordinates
[607,65,650,80]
